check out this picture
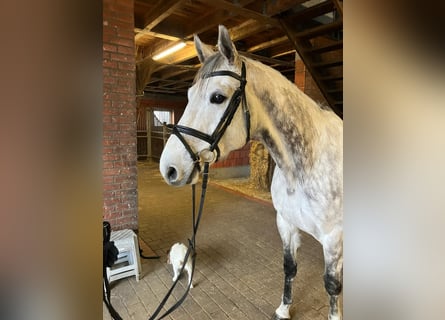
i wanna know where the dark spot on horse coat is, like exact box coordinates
[259,129,282,169]
[257,91,315,184]
[324,272,342,296]
[283,248,297,278]
[282,247,297,304]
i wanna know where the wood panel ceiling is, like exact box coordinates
[134,0,343,116]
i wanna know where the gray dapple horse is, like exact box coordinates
[159,25,343,320]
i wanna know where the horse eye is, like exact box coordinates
[210,93,227,104]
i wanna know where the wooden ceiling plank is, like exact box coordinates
[149,78,191,87]
[289,0,335,22]
[319,75,343,81]
[305,40,342,54]
[182,9,232,39]
[153,68,198,83]
[144,87,181,94]
[263,0,308,16]
[135,29,181,42]
[312,59,343,68]
[247,35,288,53]
[269,41,296,57]
[293,20,343,39]
[143,0,187,31]
[271,49,296,58]
[179,1,270,40]
[229,19,272,42]
[206,0,279,27]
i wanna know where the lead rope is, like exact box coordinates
[148,162,210,320]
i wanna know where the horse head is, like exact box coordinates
[160,25,249,186]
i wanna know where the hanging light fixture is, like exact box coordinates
[152,41,186,61]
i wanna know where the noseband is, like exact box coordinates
[165,61,250,168]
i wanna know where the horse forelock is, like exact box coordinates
[193,53,223,85]
[193,53,244,89]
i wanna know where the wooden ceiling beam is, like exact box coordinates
[182,9,232,39]
[267,0,308,16]
[319,74,343,81]
[247,35,288,53]
[143,0,187,31]
[244,0,307,17]
[150,3,256,41]
[144,87,184,94]
[149,78,191,87]
[152,68,198,83]
[269,41,296,57]
[293,20,343,39]
[289,0,335,22]
[304,40,342,54]
[228,19,273,42]
[147,18,279,64]
[135,28,180,42]
[205,0,279,27]
[271,49,296,58]
[312,59,342,68]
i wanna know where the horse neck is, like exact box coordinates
[245,59,324,186]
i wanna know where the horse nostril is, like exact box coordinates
[167,166,177,181]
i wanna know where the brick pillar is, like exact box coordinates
[103,0,138,230]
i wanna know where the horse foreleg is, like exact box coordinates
[274,214,300,320]
[323,233,343,320]
[274,247,297,320]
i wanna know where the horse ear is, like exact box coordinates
[194,34,214,63]
[217,25,238,64]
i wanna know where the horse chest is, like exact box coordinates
[271,167,329,241]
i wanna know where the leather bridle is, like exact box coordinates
[165,61,250,170]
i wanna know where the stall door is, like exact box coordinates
[150,109,172,160]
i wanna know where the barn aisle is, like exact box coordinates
[104,161,330,320]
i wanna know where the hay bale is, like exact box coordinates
[249,141,274,191]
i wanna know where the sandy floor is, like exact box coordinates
[210,177,272,205]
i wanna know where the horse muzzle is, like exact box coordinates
[164,164,199,186]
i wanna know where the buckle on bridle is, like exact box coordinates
[197,148,218,164]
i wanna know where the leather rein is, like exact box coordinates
[147,62,250,320]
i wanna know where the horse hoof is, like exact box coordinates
[272,313,290,320]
